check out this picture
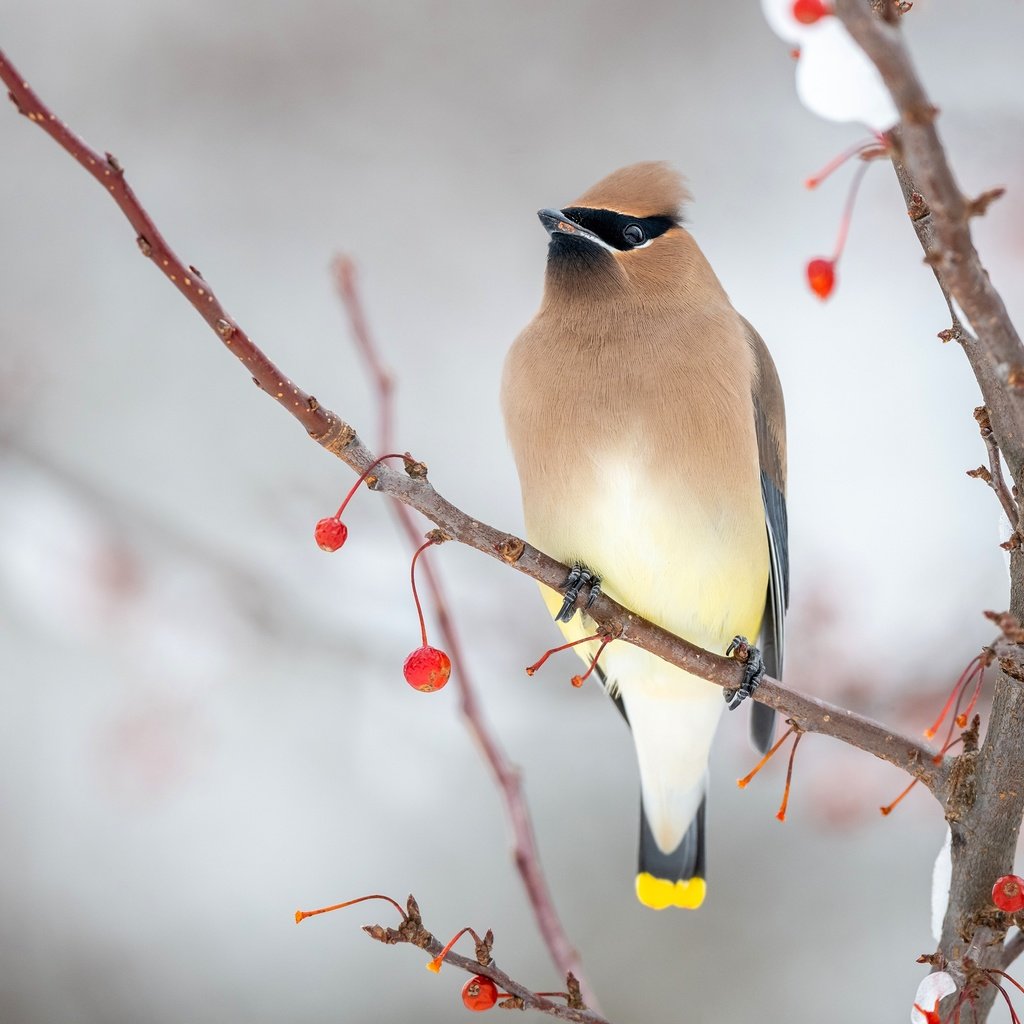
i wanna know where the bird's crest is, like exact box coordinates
[570,161,690,219]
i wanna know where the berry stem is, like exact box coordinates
[334,453,414,518]
[427,926,487,973]
[525,632,603,676]
[737,724,796,789]
[991,979,1022,1024]
[830,159,870,264]
[805,135,882,190]
[881,736,963,815]
[294,893,407,925]
[571,635,614,688]
[924,654,984,739]
[775,730,803,822]
[410,538,437,648]
[987,970,1024,997]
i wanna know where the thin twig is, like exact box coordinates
[0,47,948,799]
[971,406,1020,529]
[331,256,594,1003]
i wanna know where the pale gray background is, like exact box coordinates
[2,1,1023,1022]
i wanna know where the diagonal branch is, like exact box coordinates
[332,257,595,1002]
[0,48,948,801]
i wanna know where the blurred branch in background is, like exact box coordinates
[331,256,594,1002]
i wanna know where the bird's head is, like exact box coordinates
[538,162,695,304]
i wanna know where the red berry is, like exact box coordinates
[403,645,452,692]
[806,258,836,299]
[792,0,830,25]
[461,975,498,1012]
[314,517,348,552]
[993,874,1024,912]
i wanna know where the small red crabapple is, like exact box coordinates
[806,258,835,299]
[462,975,499,1012]
[791,0,831,24]
[314,517,348,552]
[313,453,414,553]
[403,645,452,693]
[993,874,1024,912]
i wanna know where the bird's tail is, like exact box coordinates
[635,791,707,910]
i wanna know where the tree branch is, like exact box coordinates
[0,47,949,802]
[831,5,1024,1021]
[332,257,595,1003]
[301,894,612,1024]
[834,1,1024,479]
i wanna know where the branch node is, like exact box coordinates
[495,536,526,564]
[402,453,428,479]
[566,973,584,1010]
[306,395,320,412]
[937,326,961,344]
[215,318,236,339]
[907,190,930,221]
[104,151,123,175]
[135,235,152,258]
[309,415,356,455]
[188,264,204,279]
[967,187,1006,218]
[426,528,452,545]
[475,929,495,966]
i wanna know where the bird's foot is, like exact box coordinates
[723,635,764,711]
[556,563,602,623]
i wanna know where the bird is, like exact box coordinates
[501,162,788,910]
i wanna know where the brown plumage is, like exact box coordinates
[502,162,787,910]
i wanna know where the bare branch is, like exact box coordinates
[971,406,1020,529]
[830,7,1024,1023]
[313,893,612,1024]
[332,256,595,1002]
[833,2,1024,479]
[0,46,949,800]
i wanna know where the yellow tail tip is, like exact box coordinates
[635,872,706,910]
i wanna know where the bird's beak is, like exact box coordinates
[537,208,604,247]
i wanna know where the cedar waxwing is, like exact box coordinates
[501,162,788,910]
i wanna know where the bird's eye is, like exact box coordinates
[623,224,645,246]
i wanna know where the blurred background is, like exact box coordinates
[2,1,1023,1021]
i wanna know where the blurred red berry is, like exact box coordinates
[314,517,348,552]
[792,0,830,24]
[462,975,498,1012]
[403,645,452,692]
[806,258,836,299]
[993,874,1024,912]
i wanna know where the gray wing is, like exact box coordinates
[743,318,789,754]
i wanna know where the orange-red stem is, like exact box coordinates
[525,632,602,676]
[410,538,437,648]
[775,731,803,822]
[805,135,883,190]
[571,635,613,688]
[881,736,963,815]
[924,654,984,739]
[333,453,412,518]
[294,893,407,925]
[427,926,486,973]
[737,725,795,789]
